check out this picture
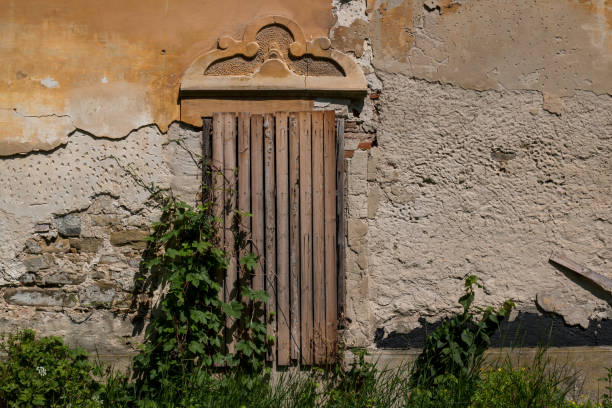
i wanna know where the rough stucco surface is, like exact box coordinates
[342,74,612,346]
[330,0,612,351]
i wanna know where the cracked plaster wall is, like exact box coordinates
[344,77,611,347]
[0,123,202,355]
[330,0,612,350]
[0,0,334,155]
[0,0,611,364]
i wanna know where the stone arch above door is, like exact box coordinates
[179,16,367,124]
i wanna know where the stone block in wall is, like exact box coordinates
[110,229,149,249]
[4,288,77,307]
[367,148,378,182]
[55,214,81,237]
[18,273,35,285]
[91,214,119,227]
[78,281,115,308]
[24,239,42,254]
[37,270,86,287]
[41,238,70,254]
[33,223,51,233]
[69,237,103,253]
[347,150,368,196]
[98,254,122,264]
[367,184,380,219]
[22,254,54,272]
[112,291,133,309]
[348,219,368,249]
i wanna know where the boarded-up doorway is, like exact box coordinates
[203,112,345,366]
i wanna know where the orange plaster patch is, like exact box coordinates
[373,0,415,62]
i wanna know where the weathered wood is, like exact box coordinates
[202,118,213,203]
[288,113,301,361]
[223,112,237,352]
[251,115,265,293]
[311,111,326,365]
[238,113,251,301]
[224,113,238,300]
[212,114,225,305]
[323,111,337,361]
[275,112,291,366]
[336,119,346,327]
[550,252,612,294]
[299,112,313,365]
[210,110,342,366]
[263,113,277,363]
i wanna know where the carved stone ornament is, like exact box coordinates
[180,16,367,98]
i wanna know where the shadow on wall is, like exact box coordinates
[375,312,612,349]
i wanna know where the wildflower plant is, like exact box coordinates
[0,329,102,407]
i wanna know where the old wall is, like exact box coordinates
[0,122,202,356]
[0,0,334,155]
[332,0,612,352]
[0,0,610,384]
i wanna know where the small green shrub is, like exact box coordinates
[0,329,101,408]
[471,365,566,408]
[470,363,608,408]
[411,275,515,388]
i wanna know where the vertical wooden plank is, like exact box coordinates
[299,112,313,365]
[323,111,338,362]
[275,112,291,366]
[202,118,213,203]
[311,111,326,365]
[212,113,226,365]
[288,113,301,362]
[223,112,237,352]
[212,113,225,304]
[336,119,346,331]
[263,113,277,363]
[250,115,265,293]
[237,112,251,282]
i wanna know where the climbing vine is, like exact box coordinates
[116,150,272,391]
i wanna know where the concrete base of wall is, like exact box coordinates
[360,347,612,400]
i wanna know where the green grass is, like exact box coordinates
[91,347,610,408]
[2,331,611,408]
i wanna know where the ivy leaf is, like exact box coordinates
[240,253,259,272]
[165,248,181,259]
[236,340,253,356]
[188,341,205,355]
[222,302,244,319]
[190,310,209,324]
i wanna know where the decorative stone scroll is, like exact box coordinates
[180,16,367,98]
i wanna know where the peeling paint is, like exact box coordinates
[366,0,611,104]
[0,0,335,155]
[40,77,59,88]
[370,0,415,63]
[332,18,369,57]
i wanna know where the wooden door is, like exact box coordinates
[203,112,344,366]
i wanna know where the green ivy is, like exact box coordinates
[131,191,273,394]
